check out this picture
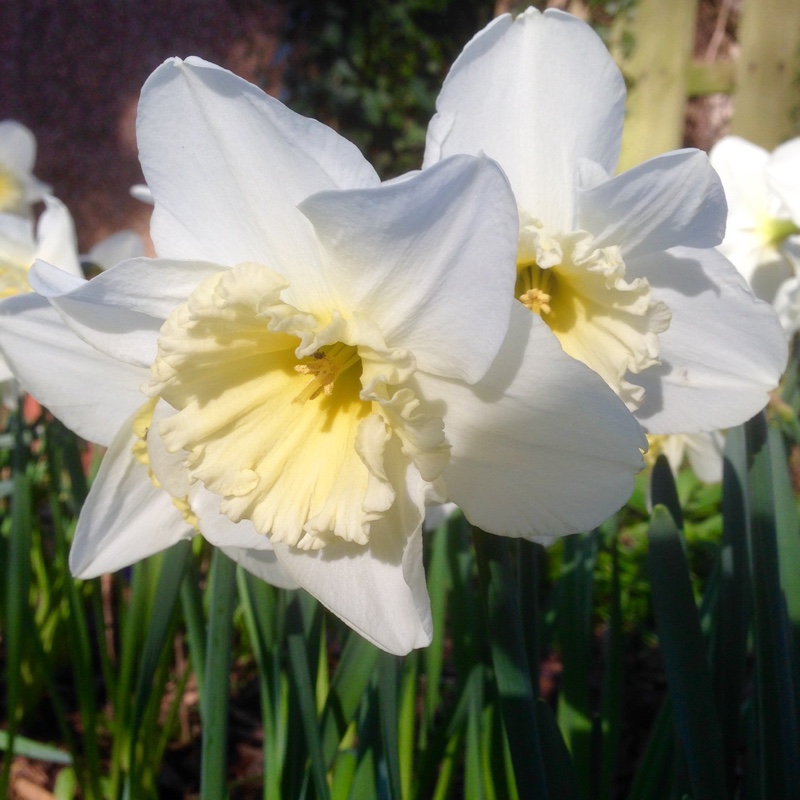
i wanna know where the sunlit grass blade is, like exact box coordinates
[43,424,105,799]
[200,548,237,800]
[415,665,480,799]
[1,474,33,798]
[472,526,548,799]
[319,630,378,767]
[536,699,583,799]
[647,505,725,800]
[744,413,800,796]
[599,532,623,800]
[351,685,381,800]
[713,425,750,789]
[398,652,417,800]
[126,541,193,795]
[464,669,484,799]
[237,570,287,800]
[487,700,520,800]
[556,530,597,792]
[286,592,329,800]
[180,551,208,699]
[378,651,403,800]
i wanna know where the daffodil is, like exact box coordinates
[0,196,82,399]
[0,57,646,654]
[0,121,50,217]
[645,432,724,484]
[709,135,800,335]
[424,8,787,435]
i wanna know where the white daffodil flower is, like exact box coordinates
[709,135,800,335]
[424,8,787,435]
[0,195,82,399]
[646,431,725,484]
[0,57,646,654]
[0,121,50,217]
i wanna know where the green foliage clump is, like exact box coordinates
[283,0,491,178]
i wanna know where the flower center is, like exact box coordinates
[516,264,555,316]
[146,262,448,550]
[759,216,800,249]
[293,342,360,404]
[514,217,671,410]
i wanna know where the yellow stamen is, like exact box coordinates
[516,264,555,317]
[293,342,360,404]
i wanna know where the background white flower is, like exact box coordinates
[710,135,800,335]
[0,121,50,217]
[0,195,82,402]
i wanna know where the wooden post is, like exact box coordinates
[729,0,800,149]
[611,0,699,171]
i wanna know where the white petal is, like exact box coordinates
[219,547,299,590]
[35,196,82,277]
[0,294,149,445]
[418,304,646,542]
[709,136,771,225]
[0,121,36,175]
[685,432,725,483]
[627,247,788,433]
[579,149,727,258]
[299,155,518,383]
[87,230,146,271]
[69,420,194,578]
[190,483,276,551]
[0,121,50,206]
[767,137,800,221]
[717,228,782,291]
[424,8,625,231]
[138,57,378,307]
[773,275,800,336]
[273,523,432,655]
[146,398,193,498]
[30,258,220,367]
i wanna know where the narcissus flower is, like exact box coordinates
[0,196,81,396]
[424,8,787,435]
[0,121,50,216]
[645,432,725,484]
[710,135,800,335]
[0,58,646,654]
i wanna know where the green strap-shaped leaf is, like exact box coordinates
[647,505,726,800]
[712,426,751,791]
[651,455,684,531]
[319,629,379,767]
[200,548,237,800]
[473,527,548,799]
[286,593,330,800]
[378,651,403,800]
[556,530,597,795]
[127,541,192,793]
[744,414,800,797]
